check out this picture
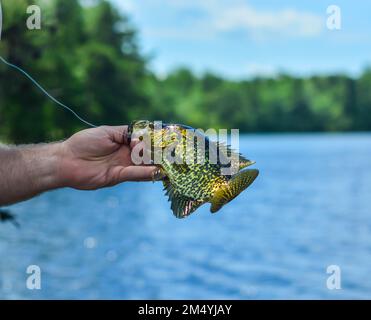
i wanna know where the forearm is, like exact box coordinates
[0,143,64,206]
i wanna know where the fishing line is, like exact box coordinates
[0,55,97,128]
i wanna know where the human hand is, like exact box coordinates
[59,126,157,190]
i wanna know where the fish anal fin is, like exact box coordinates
[163,180,204,218]
[210,169,259,213]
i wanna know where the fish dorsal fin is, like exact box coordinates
[163,180,205,218]
[210,169,259,213]
[213,141,255,170]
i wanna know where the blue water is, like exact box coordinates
[1,133,371,299]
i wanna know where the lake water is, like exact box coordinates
[1,133,371,299]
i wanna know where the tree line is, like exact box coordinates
[0,0,370,144]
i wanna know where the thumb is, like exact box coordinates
[100,126,129,144]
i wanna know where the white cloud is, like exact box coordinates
[214,4,323,38]
[114,0,323,40]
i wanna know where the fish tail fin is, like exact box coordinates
[210,169,259,213]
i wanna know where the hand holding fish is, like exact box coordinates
[0,126,157,206]
[59,126,157,190]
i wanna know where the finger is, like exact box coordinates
[119,166,158,182]
[100,125,129,145]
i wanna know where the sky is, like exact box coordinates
[112,0,371,79]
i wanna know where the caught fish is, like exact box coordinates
[128,120,259,218]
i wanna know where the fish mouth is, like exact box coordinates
[126,120,190,144]
[127,122,134,144]
[127,120,153,144]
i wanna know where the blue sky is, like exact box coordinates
[113,0,371,79]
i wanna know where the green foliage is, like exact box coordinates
[152,70,368,133]
[0,0,370,144]
[0,0,149,143]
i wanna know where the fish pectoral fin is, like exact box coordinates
[163,180,204,218]
[210,169,259,214]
